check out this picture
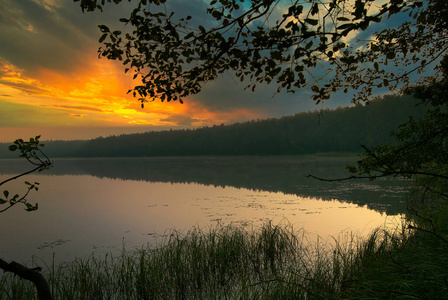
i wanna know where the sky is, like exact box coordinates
[0,0,395,142]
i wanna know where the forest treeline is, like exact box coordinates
[0,95,427,158]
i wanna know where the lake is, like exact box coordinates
[0,156,409,265]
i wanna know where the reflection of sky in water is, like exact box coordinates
[0,174,403,266]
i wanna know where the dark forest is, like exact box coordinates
[0,94,425,158]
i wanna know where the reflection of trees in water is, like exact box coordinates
[0,157,408,215]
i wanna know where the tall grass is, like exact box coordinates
[0,221,414,299]
[342,199,448,299]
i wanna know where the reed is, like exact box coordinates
[0,220,429,300]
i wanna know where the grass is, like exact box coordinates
[1,215,447,299]
[341,199,448,299]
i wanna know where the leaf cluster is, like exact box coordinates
[0,136,52,213]
[77,0,425,105]
[0,182,40,213]
[331,0,448,102]
[8,136,51,170]
[348,55,448,201]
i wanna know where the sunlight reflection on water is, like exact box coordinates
[0,174,403,266]
[0,157,407,266]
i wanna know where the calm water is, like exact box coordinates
[0,156,408,265]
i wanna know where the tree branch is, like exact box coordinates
[0,165,44,187]
[0,258,53,300]
[306,173,390,182]
[306,171,448,182]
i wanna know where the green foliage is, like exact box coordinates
[8,136,50,168]
[2,218,447,299]
[344,56,448,294]
[74,0,445,105]
[348,56,448,199]
[0,136,52,213]
[0,222,409,299]
[342,202,448,299]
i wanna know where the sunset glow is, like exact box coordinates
[0,53,260,142]
[0,0,354,142]
[0,0,269,143]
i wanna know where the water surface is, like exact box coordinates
[0,156,408,265]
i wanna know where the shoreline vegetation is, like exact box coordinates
[1,207,447,299]
[0,95,427,159]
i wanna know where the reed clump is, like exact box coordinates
[2,219,441,300]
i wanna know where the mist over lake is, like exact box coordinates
[0,156,408,265]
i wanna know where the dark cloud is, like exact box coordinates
[0,0,140,75]
[0,79,48,95]
[0,0,209,73]
[0,0,85,73]
[190,75,349,118]
[165,0,216,27]
[161,115,201,127]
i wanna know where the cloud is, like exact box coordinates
[0,58,51,95]
[165,0,212,25]
[0,99,89,126]
[69,113,84,118]
[0,0,88,74]
[1,0,384,142]
[0,0,346,119]
[161,115,203,127]
[31,0,63,11]
[188,74,323,118]
[41,104,106,112]
[0,80,49,95]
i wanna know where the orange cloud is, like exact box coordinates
[0,58,166,126]
[0,55,265,137]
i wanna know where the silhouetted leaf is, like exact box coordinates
[337,23,354,30]
[304,18,318,26]
[98,25,110,32]
[386,52,396,60]
[311,4,319,16]
[99,33,107,43]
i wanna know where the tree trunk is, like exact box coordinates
[0,258,53,300]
